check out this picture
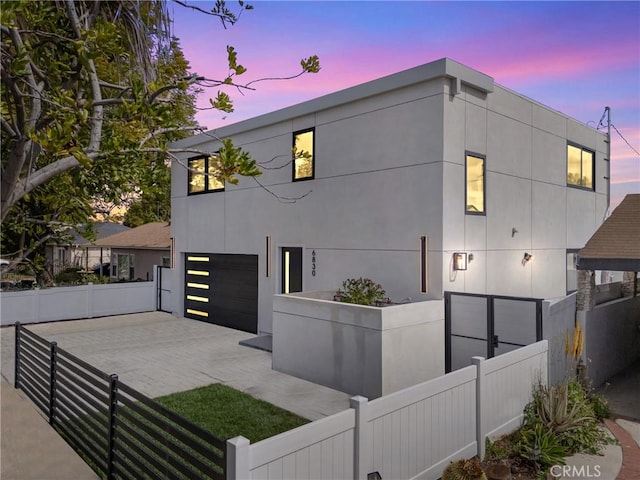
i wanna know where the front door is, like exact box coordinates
[281,247,302,294]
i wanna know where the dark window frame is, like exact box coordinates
[465,151,486,216]
[567,142,595,191]
[187,154,225,195]
[292,128,315,182]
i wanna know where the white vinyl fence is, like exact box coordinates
[0,281,156,326]
[227,340,549,480]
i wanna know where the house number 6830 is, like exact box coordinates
[311,250,316,277]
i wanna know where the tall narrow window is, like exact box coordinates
[207,153,225,191]
[188,158,206,193]
[293,128,314,181]
[465,153,485,214]
[188,154,225,195]
[567,144,594,190]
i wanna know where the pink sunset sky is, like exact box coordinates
[170,1,639,209]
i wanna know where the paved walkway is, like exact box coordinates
[597,358,640,422]
[1,382,99,480]
[607,419,640,480]
[1,313,638,480]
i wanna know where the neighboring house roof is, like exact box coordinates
[578,194,640,271]
[70,222,131,245]
[91,222,171,250]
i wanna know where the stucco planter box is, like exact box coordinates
[272,291,444,399]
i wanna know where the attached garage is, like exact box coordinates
[184,253,258,333]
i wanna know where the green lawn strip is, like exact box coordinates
[154,383,310,443]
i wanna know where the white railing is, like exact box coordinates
[0,281,156,326]
[227,340,549,480]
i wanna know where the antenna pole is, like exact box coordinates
[605,106,611,217]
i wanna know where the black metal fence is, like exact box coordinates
[14,322,226,480]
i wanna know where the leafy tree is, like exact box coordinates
[123,160,171,227]
[1,0,320,275]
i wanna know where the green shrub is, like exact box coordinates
[334,277,389,306]
[589,392,611,421]
[55,267,106,286]
[517,422,568,474]
[484,435,514,461]
[523,379,614,456]
[54,267,84,285]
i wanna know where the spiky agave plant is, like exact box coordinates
[442,456,487,480]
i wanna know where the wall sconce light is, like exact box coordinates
[522,252,533,266]
[453,252,468,271]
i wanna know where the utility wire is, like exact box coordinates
[611,124,640,157]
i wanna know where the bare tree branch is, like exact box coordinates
[1,116,17,138]
[66,0,103,153]
[139,126,204,147]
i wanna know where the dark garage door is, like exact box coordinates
[184,253,258,333]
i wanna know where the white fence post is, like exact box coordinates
[472,356,486,460]
[350,395,369,480]
[87,282,94,318]
[227,436,251,480]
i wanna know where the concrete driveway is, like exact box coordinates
[0,312,350,420]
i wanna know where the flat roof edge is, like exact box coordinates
[172,58,494,149]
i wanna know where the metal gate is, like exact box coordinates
[445,291,542,372]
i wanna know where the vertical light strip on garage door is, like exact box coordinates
[186,255,211,318]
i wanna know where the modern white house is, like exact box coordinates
[169,58,609,338]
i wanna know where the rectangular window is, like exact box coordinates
[207,154,225,191]
[188,157,206,194]
[293,128,314,181]
[188,154,224,194]
[116,253,135,280]
[465,152,485,214]
[567,144,594,190]
[567,249,579,294]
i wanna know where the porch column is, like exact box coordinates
[576,270,595,312]
[621,271,637,297]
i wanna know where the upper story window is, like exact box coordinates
[293,128,314,181]
[567,144,594,190]
[188,154,224,195]
[465,152,485,214]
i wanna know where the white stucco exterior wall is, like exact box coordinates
[170,58,608,334]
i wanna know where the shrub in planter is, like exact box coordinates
[334,277,389,306]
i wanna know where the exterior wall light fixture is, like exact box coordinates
[453,252,468,271]
[522,252,533,266]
